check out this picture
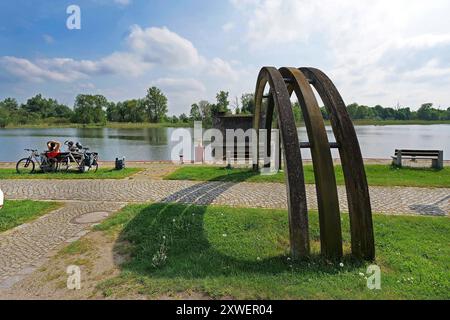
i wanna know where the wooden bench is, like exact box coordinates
[392,149,444,169]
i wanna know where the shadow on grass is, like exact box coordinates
[109,182,364,282]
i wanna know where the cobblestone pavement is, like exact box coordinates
[0,178,448,291]
[0,179,448,216]
[0,201,125,289]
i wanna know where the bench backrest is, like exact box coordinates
[395,149,442,157]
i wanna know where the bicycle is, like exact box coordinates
[58,142,99,173]
[16,149,59,174]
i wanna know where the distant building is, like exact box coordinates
[212,112,254,162]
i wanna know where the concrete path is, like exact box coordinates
[0,178,448,290]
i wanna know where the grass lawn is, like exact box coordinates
[164,165,450,188]
[0,168,142,180]
[93,203,450,299]
[0,200,61,232]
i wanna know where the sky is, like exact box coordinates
[1,0,450,115]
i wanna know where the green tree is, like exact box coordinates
[144,87,168,123]
[346,103,359,119]
[212,91,230,116]
[189,103,202,121]
[122,99,146,122]
[0,98,19,111]
[0,108,9,127]
[241,93,255,114]
[106,103,121,122]
[179,113,189,123]
[72,94,108,124]
[292,102,302,123]
[417,103,435,120]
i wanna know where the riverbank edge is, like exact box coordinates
[3,120,450,129]
[1,159,449,168]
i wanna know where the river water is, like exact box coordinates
[0,125,449,161]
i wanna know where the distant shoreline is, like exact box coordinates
[2,119,450,129]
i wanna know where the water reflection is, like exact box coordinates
[0,125,448,161]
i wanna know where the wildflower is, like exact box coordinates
[339,262,344,268]
[222,233,227,237]
[359,272,365,277]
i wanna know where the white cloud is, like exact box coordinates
[222,22,235,32]
[207,58,239,82]
[43,34,54,44]
[0,25,241,86]
[231,0,450,107]
[0,26,221,83]
[127,25,201,68]
[152,77,206,94]
[0,24,247,115]
[114,0,132,6]
[0,56,83,82]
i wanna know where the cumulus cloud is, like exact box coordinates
[152,77,207,94]
[0,24,241,87]
[231,0,450,107]
[126,25,201,68]
[0,56,82,82]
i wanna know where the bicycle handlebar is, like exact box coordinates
[24,148,37,152]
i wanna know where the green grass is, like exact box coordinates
[165,165,450,188]
[347,119,450,126]
[5,121,192,129]
[0,200,61,232]
[0,168,142,180]
[94,203,450,299]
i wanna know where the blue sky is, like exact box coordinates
[1,0,450,115]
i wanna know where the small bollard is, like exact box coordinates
[179,154,184,164]
[115,157,126,170]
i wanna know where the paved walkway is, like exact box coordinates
[0,178,448,290]
[0,201,125,289]
[0,179,449,215]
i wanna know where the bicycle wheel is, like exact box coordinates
[42,158,58,173]
[57,157,70,172]
[16,158,35,174]
[89,163,99,173]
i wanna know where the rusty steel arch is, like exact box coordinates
[254,67,310,258]
[253,66,375,261]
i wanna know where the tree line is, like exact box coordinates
[1,87,450,128]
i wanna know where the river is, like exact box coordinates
[0,125,449,161]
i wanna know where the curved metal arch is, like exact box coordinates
[254,67,310,258]
[278,67,343,258]
[299,67,375,260]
